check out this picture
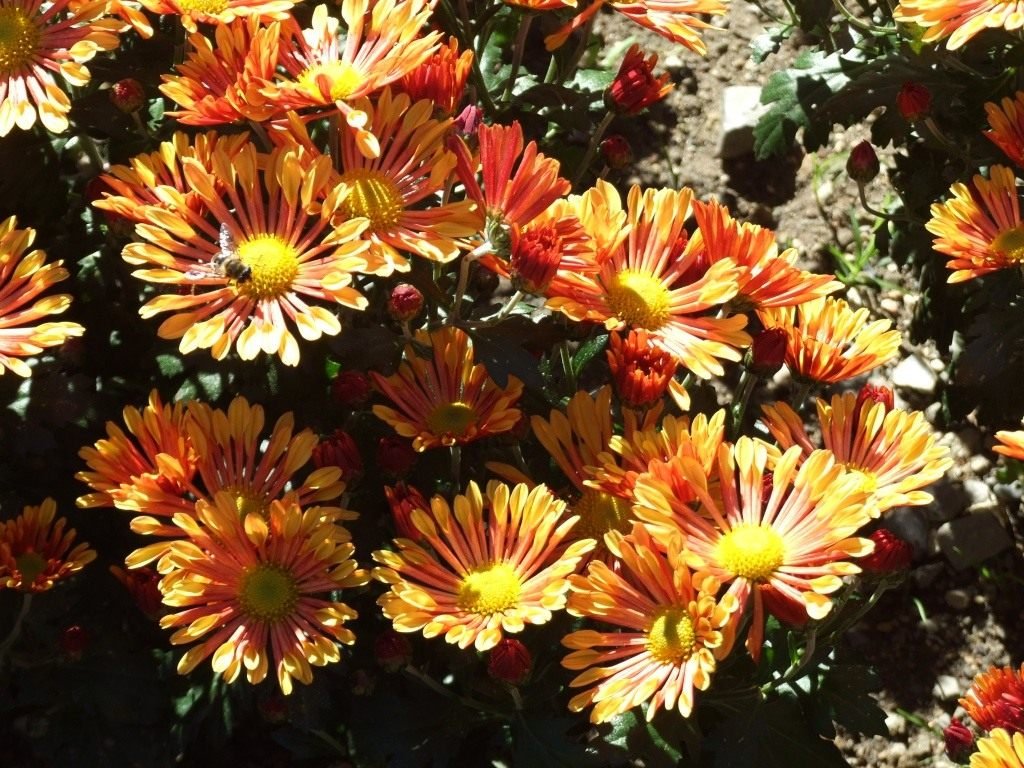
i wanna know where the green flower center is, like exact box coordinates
[238,564,299,622]
[14,550,46,587]
[606,269,672,330]
[992,225,1024,262]
[426,402,477,439]
[457,562,521,615]
[338,169,403,231]
[572,489,632,539]
[646,606,697,665]
[716,523,785,582]
[236,235,299,300]
[0,7,39,77]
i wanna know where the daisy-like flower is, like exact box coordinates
[0,499,95,592]
[136,0,295,33]
[546,185,750,379]
[758,297,901,384]
[927,165,1024,283]
[759,388,952,516]
[0,0,120,136]
[685,200,842,310]
[962,664,1024,734]
[632,438,874,657]
[985,92,1024,169]
[561,525,739,723]
[154,493,368,694]
[120,137,379,366]
[994,427,1024,461]
[371,325,523,452]
[0,216,84,376]
[395,37,473,117]
[893,0,1024,50]
[971,729,1024,768]
[372,481,596,651]
[266,1,441,158]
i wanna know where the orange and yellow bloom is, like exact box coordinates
[893,0,1024,50]
[971,729,1024,768]
[986,92,1024,169]
[962,664,1024,735]
[136,0,295,33]
[0,498,95,592]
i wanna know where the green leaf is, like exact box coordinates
[511,713,605,768]
[818,664,888,737]
[156,353,185,378]
[571,334,609,377]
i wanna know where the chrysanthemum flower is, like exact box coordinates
[0,499,95,592]
[607,44,673,116]
[154,493,367,694]
[395,37,473,117]
[160,18,284,126]
[546,185,750,379]
[120,138,379,365]
[758,297,901,384]
[632,438,874,657]
[266,1,441,158]
[994,427,1024,461]
[987,93,1024,169]
[893,0,1024,50]
[606,329,680,409]
[136,0,295,33]
[0,0,120,136]
[971,728,1024,768]
[372,481,596,651]
[963,664,1024,735]
[759,390,951,516]
[927,165,1024,283]
[561,525,739,723]
[371,326,523,452]
[686,200,842,310]
[0,216,84,376]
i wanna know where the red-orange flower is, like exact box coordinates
[606,329,680,408]
[607,44,672,115]
[963,664,1024,735]
[986,92,1024,169]
[0,499,95,592]
[136,0,295,33]
[395,37,473,117]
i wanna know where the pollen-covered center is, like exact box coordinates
[992,226,1024,262]
[297,61,362,102]
[0,7,40,76]
[176,0,229,14]
[457,562,522,614]
[14,550,46,586]
[238,563,299,622]
[427,402,477,438]
[843,464,879,493]
[606,269,672,330]
[338,169,403,231]
[227,486,269,519]
[237,235,299,299]
[646,606,697,664]
[572,489,632,539]
[715,522,785,582]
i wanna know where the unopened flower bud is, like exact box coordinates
[600,135,633,169]
[331,370,371,408]
[377,435,417,477]
[488,638,532,684]
[374,629,413,671]
[859,528,913,573]
[747,328,788,376]
[388,283,424,323]
[897,82,931,122]
[60,625,89,659]
[312,429,363,482]
[109,78,146,113]
[384,482,429,540]
[847,141,880,185]
[607,44,673,115]
[454,104,483,137]
[943,718,974,763]
[857,383,894,413]
[110,565,163,620]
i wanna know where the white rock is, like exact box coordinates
[937,512,1012,570]
[932,675,962,701]
[718,85,767,159]
[892,355,938,393]
[963,478,995,506]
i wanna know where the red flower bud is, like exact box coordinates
[60,625,89,659]
[847,141,880,185]
[374,629,413,671]
[110,565,163,620]
[897,82,932,122]
[109,78,146,113]
[943,718,975,763]
[859,528,913,573]
[748,328,788,376]
[331,370,371,408]
[388,283,424,323]
[607,44,673,116]
[377,435,417,477]
[600,135,633,169]
[488,638,532,684]
[312,429,363,482]
[384,482,429,540]
[454,104,483,137]
[857,383,895,412]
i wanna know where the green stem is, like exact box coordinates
[831,0,894,34]
[403,665,506,717]
[571,110,615,188]
[559,340,577,394]
[790,379,813,412]
[762,625,817,693]
[856,183,916,224]
[730,370,759,438]
[0,593,33,669]
[503,14,534,101]
[451,444,462,488]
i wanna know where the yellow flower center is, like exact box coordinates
[0,7,39,76]
[338,169,404,231]
[606,269,672,330]
[646,606,697,665]
[236,235,299,300]
[228,487,269,519]
[426,401,477,438]
[175,0,229,13]
[14,550,46,586]
[843,464,878,493]
[238,564,299,622]
[992,225,1024,262]
[457,562,521,614]
[572,489,631,539]
[715,523,785,582]
[297,61,362,102]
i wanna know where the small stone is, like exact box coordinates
[912,562,945,588]
[892,355,938,394]
[880,298,901,314]
[969,455,992,475]
[932,675,962,701]
[944,588,971,610]
[883,507,929,558]
[963,478,995,506]
[719,85,767,159]
[923,480,970,523]
[937,512,1013,570]
[886,712,909,737]
[925,401,942,424]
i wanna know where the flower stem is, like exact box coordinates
[730,370,759,438]
[453,242,494,319]
[0,593,33,669]
[451,444,462,488]
[571,110,615,188]
[503,14,534,101]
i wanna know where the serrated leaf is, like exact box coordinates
[568,67,616,94]
[750,27,789,64]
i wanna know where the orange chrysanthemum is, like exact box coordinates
[119,137,382,365]
[372,481,596,651]
[893,0,1024,50]
[927,165,1024,283]
[136,0,295,33]
[0,0,120,136]
[986,92,1024,169]
[758,297,901,384]
[971,729,1024,768]
[607,44,673,116]
[371,326,523,452]
[546,185,750,379]
[606,329,680,408]
[395,36,473,117]
[760,391,952,516]
[963,664,1024,735]
[266,1,440,157]
[994,427,1024,461]
[632,438,874,658]
[0,498,95,592]
[153,493,367,694]
[562,525,739,723]
[0,215,84,376]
